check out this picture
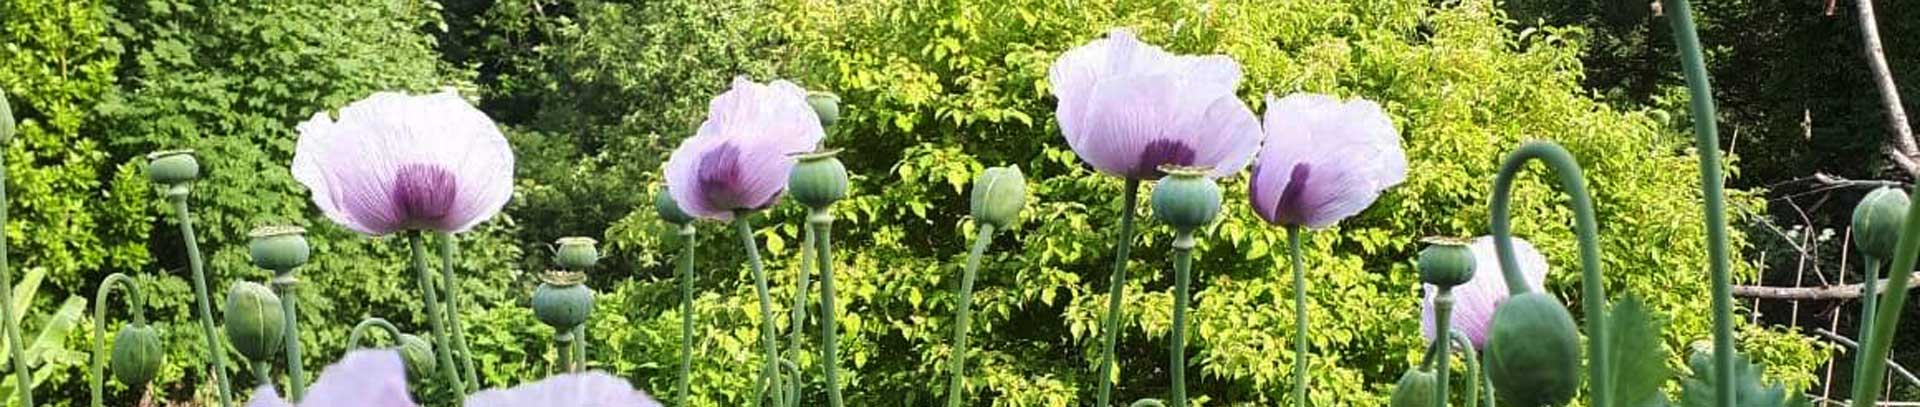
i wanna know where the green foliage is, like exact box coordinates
[1606,296,1673,407]
[0,268,91,406]
[1679,347,1810,407]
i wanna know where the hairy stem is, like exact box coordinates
[813,210,845,407]
[1170,230,1196,407]
[271,275,305,401]
[1289,226,1310,406]
[678,224,697,406]
[440,234,480,392]
[738,215,783,407]
[946,224,997,407]
[1096,179,1141,407]
[1433,289,1454,407]
[170,193,230,407]
[408,232,463,391]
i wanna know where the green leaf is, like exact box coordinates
[1606,296,1672,407]
[1679,347,1790,407]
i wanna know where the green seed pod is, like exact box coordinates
[554,237,600,271]
[1388,368,1439,407]
[0,90,15,144]
[248,225,311,272]
[788,150,849,209]
[1484,292,1581,406]
[970,165,1028,229]
[532,272,594,331]
[655,190,696,226]
[223,281,285,361]
[398,333,436,380]
[1150,167,1222,231]
[807,91,841,128]
[1418,237,1477,288]
[146,150,201,185]
[110,324,164,387]
[1853,187,1910,260]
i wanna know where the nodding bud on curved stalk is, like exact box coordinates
[0,90,14,144]
[655,190,696,226]
[1150,166,1223,231]
[970,166,1028,229]
[248,226,311,273]
[532,272,594,333]
[223,281,286,361]
[1388,368,1438,407]
[398,333,436,380]
[788,149,849,209]
[146,150,201,187]
[110,325,163,387]
[1853,187,1910,260]
[554,237,600,271]
[1484,292,1581,406]
[1417,237,1476,288]
[808,91,841,128]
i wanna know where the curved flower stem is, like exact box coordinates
[1288,226,1309,406]
[407,232,464,392]
[346,318,404,349]
[1096,179,1141,407]
[1450,331,1479,407]
[1850,166,1920,405]
[270,274,306,401]
[946,224,997,407]
[787,221,815,407]
[1432,288,1455,407]
[1854,256,1882,382]
[90,273,147,407]
[439,234,480,392]
[1487,141,1609,407]
[1658,0,1734,405]
[677,224,697,406]
[737,214,784,407]
[812,209,845,407]
[167,192,231,407]
[1170,229,1196,407]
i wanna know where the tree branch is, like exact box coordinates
[1811,328,1920,388]
[1733,272,1920,300]
[1859,0,1919,177]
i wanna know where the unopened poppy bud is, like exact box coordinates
[146,150,201,186]
[1484,292,1581,406]
[224,281,285,361]
[655,190,696,226]
[249,226,311,273]
[1853,187,1910,260]
[110,324,163,387]
[532,272,594,331]
[398,333,436,379]
[808,91,841,128]
[555,237,600,271]
[1388,367,1438,407]
[1150,166,1222,231]
[0,90,14,144]
[789,149,849,209]
[1418,237,1476,288]
[970,166,1028,229]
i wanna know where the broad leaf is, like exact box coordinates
[1606,296,1672,407]
[1679,347,1792,407]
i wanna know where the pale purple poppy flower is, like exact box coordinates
[1420,236,1550,349]
[292,90,515,236]
[246,350,415,407]
[1248,93,1407,228]
[465,371,663,407]
[664,77,825,220]
[1048,28,1262,179]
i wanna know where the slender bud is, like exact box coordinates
[555,237,600,271]
[808,91,841,128]
[248,226,310,273]
[970,165,1028,229]
[1853,187,1910,260]
[223,281,286,361]
[110,324,164,387]
[0,90,14,144]
[532,271,594,332]
[1388,368,1438,407]
[1150,166,1222,231]
[146,149,201,186]
[789,149,849,209]
[1417,237,1476,288]
[655,189,696,226]
[1484,292,1581,406]
[398,333,436,379]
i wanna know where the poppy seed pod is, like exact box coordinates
[110,324,163,387]
[0,90,14,144]
[655,191,695,226]
[1417,237,1476,288]
[1388,368,1438,407]
[788,150,849,209]
[808,91,841,128]
[248,225,311,272]
[223,281,286,361]
[398,333,436,379]
[146,150,201,186]
[1484,292,1581,406]
[970,165,1028,229]
[533,272,594,331]
[555,237,600,271]
[1150,167,1223,231]
[1853,187,1910,260]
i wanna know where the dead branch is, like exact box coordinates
[1733,272,1920,300]
[1858,0,1919,177]
[1813,328,1920,387]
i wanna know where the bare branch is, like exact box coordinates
[1812,328,1920,387]
[1859,0,1919,177]
[1733,272,1920,300]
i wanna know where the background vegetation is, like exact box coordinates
[4,0,1914,405]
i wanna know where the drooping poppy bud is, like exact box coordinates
[1418,237,1476,288]
[249,225,311,273]
[1388,368,1438,407]
[1150,166,1223,231]
[1484,292,1581,406]
[1853,187,1910,260]
[398,333,436,380]
[788,149,849,209]
[807,91,841,128]
[224,281,286,361]
[970,165,1028,229]
[532,272,594,333]
[110,324,163,387]
[654,190,695,226]
[555,237,600,271]
[146,150,202,186]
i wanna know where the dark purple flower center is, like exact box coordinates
[695,143,781,212]
[394,163,458,228]
[1271,163,1313,224]
[1134,139,1197,178]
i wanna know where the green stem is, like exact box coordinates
[678,224,697,406]
[947,224,997,407]
[812,209,845,407]
[407,232,463,391]
[346,318,403,349]
[788,221,815,406]
[1480,351,1495,407]
[251,360,273,395]
[1096,179,1141,407]
[1659,1,1733,405]
[90,273,146,407]
[271,275,305,401]
[738,214,783,407]
[1487,141,1609,407]
[1452,331,1479,407]
[0,155,28,407]
[1288,226,1309,406]
[1854,256,1882,382]
[573,324,587,369]
[1433,289,1454,407]
[1170,230,1195,407]
[1850,175,1920,406]
[439,234,480,392]
[169,193,231,407]
[556,334,574,373]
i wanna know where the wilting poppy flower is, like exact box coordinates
[292,90,514,236]
[1249,93,1407,228]
[466,371,663,407]
[246,350,414,407]
[1421,236,1550,348]
[664,77,825,220]
[1049,28,1262,179]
